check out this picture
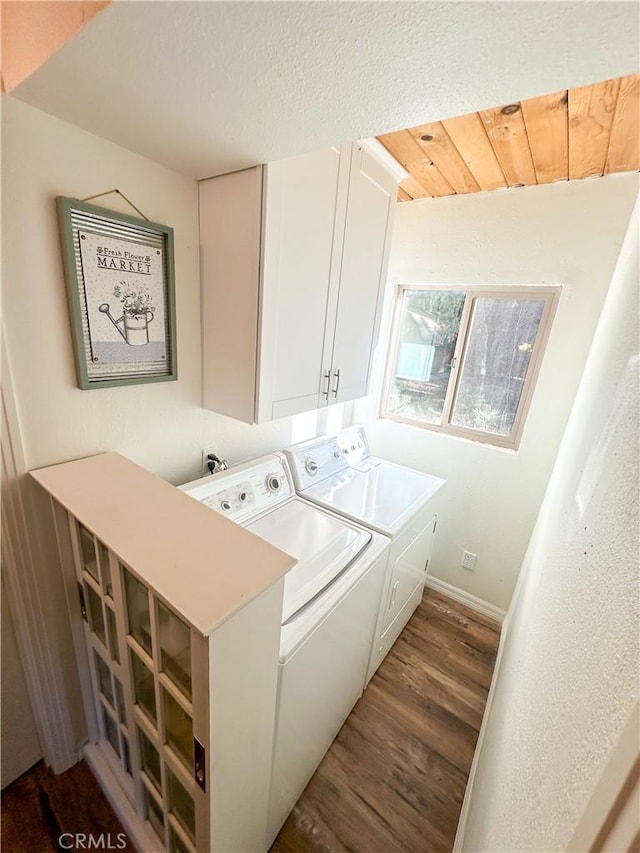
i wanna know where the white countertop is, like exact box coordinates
[31,452,296,636]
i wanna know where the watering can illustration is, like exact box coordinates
[99,303,154,346]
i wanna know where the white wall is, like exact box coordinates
[354,174,639,611]
[2,96,341,484]
[1,96,347,752]
[459,197,639,852]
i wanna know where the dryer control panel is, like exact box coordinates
[284,426,372,491]
[179,454,294,525]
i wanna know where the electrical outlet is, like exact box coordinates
[461,550,477,571]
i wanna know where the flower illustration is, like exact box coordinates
[113,281,155,318]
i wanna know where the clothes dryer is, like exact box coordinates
[283,426,445,682]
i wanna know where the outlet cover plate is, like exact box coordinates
[461,550,477,571]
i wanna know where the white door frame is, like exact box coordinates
[1,330,78,774]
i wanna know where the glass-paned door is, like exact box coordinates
[121,566,200,851]
[69,515,205,852]
[70,520,133,800]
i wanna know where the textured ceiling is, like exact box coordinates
[379,74,640,201]
[9,1,640,180]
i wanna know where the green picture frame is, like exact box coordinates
[57,196,177,389]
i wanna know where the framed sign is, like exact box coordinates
[57,196,177,389]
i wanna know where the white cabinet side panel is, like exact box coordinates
[331,144,397,403]
[200,168,262,423]
[208,579,284,852]
[257,148,343,421]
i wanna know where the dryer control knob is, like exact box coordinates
[220,500,231,511]
[333,450,341,459]
[305,459,318,475]
[266,475,281,493]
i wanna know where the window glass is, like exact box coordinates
[97,540,112,597]
[78,525,98,581]
[138,727,162,792]
[167,767,195,841]
[383,286,556,448]
[387,289,465,425]
[451,297,546,435]
[158,601,192,700]
[106,607,120,664]
[131,651,157,725]
[123,568,152,655]
[102,706,120,758]
[163,688,193,772]
[86,584,106,647]
[94,650,113,708]
[144,786,165,842]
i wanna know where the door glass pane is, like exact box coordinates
[122,735,131,777]
[78,524,99,581]
[102,707,121,758]
[131,651,157,725]
[167,767,195,842]
[452,297,545,436]
[106,607,120,664]
[86,584,106,646]
[97,541,112,598]
[94,651,114,708]
[170,825,191,853]
[158,602,192,700]
[144,787,165,842]
[387,290,466,424]
[138,727,162,792]
[123,568,152,655]
[114,676,126,725]
[163,688,193,772]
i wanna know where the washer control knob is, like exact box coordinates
[220,500,231,511]
[334,450,341,459]
[239,491,248,502]
[305,458,318,475]
[266,475,281,493]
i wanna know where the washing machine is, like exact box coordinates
[179,452,390,845]
[283,425,445,683]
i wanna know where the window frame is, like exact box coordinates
[380,284,561,450]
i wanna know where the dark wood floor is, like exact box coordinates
[1,758,136,852]
[1,590,500,853]
[270,589,501,853]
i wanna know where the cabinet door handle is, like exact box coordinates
[332,368,341,398]
[323,370,331,399]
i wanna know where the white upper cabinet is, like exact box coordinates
[330,143,398,405]
[199,140,402,424]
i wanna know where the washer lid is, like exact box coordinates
[246,498,371,623]
[300,459,445,536]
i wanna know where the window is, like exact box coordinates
[381,285,559,449]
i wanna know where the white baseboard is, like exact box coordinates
[424,575,506,624]
[452,609,510,852]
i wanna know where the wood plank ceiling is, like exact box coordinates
[378,73,639,202]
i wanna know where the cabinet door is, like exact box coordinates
[257,147,349,422]
[200,167,263,424]
[329,143,397,404]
